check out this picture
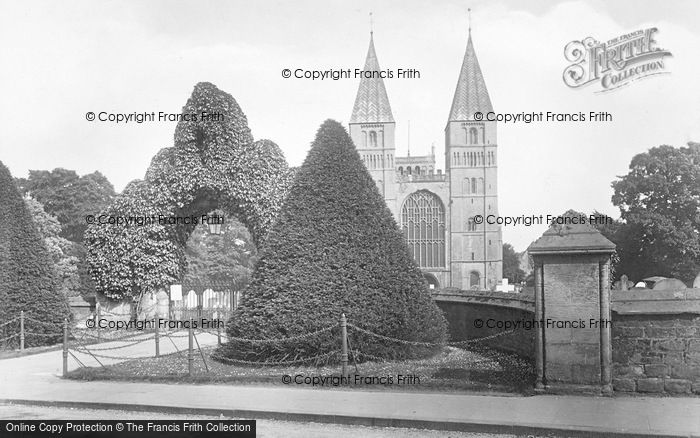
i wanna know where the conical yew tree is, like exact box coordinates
[0,161,70,347]
[218,120,447,363]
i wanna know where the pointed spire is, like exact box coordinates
[350,33,394,124]
[448,28,493,122]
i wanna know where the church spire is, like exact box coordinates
[350,32,394,124]
[448,27,493,122]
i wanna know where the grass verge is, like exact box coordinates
[66,345,535,394]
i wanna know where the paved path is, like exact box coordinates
[0,403,511,438]
[0,337,699,437]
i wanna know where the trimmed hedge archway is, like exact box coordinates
[85,82,291,301]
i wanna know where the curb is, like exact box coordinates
[1,398,695,438]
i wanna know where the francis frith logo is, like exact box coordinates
[563,27,672,92]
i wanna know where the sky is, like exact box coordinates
[1,0,699,251]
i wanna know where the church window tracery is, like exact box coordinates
[401,191,445,268]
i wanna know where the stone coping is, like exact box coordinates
[433,289,535,312]
[611,288,700,315]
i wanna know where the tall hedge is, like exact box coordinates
[0,161,70,347]
[219,120,448,363]
[85,82,291,301]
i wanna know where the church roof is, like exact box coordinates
[448,32,493,122]
[350,34,394,124]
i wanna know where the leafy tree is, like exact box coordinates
[183,216,257,284]
[0,161,70,347]
[218,120,448,364]
[24,198,81,298]
[502,243,525,284]
[17,169,116,242]
[16,169,116,302]
[610,143,700,283]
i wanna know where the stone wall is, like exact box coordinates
[434,289,535,358]
[611,288,700,394]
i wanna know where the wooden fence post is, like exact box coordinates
[20,311,25,351]
[62,318,68,377]
[154,318,160,357]
[96,306,101,342]
[188,319,194,377]
[340,313,348,377]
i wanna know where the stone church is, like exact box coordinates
[349,28,503,290]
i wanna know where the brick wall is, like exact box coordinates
[434,290,535,358]
[611,289,700,394]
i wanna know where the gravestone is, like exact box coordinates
[528,220,616,393]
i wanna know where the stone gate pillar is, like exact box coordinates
[528,220,616,393]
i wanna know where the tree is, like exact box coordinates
[218,120,448,364]
[17,169,116,242]
[17,169,116,302]
[24,198,81,298]
[610,143,700,283]
[502,243,525,284]
[0,161,70,347]
[183,216,257,284]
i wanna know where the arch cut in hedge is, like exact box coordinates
[0,161,70,346]
[218,120,448,364]
[85,82,291,301]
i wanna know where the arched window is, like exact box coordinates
[468,218,477,231]
[401,191,446,268]
[470,127,478,144]
[424,273,440,290]
[464,128,469,144]
[414,166,420,175]
[407,166,412,175]
[362,131,367,148]
[398,166,403,175]
[471,177,477,193]
[369,131,377,147]
[469,271,481,289]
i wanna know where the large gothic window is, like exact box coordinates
[401,191,446,268]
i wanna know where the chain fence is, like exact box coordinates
[0,312,65,350]
[1,308,520,379]
[52,312,521,379]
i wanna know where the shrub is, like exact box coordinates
[219,120,448,364]
[0,161,70,347]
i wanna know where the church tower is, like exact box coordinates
[349,32,396,206]
[445,28,503,290]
